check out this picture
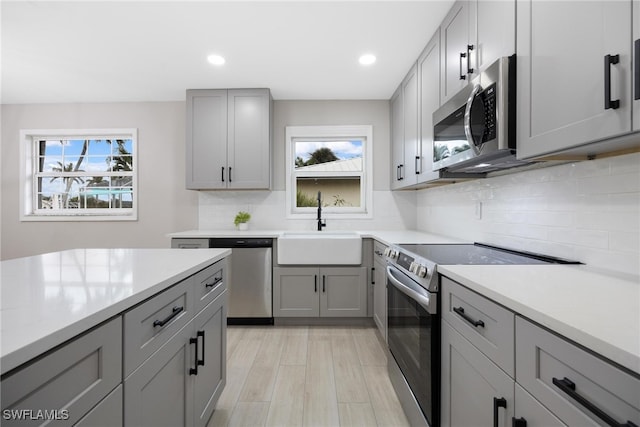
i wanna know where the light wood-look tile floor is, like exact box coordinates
[207,325,411,427]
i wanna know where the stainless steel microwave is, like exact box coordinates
[432,55,529,173]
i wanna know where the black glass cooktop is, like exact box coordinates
[397,243,580,265]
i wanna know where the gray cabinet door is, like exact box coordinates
[402,63,419,187]
[515,316,640,426]
[513,384,565,427]
[440,0,475,104]
[193,290,227,427]
[186,89,228,189]
[516,0,632,159]
[227,89,272,189]
[273,267,320,317]
[124,324,195,427]
[75,385,123,427]
[372,244,387,341]
[441,320,514,427]
[634,0,640,131]
[418,30,443,184]
[320,267,367,317]
[1,317,122,427]
[476,0,515,73]
[390,85,404,190]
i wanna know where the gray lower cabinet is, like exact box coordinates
[192,292,226,427]
[441,319,514,427]
[372,241,387,341]
[441,275,640,427]
[124,320,195,427]
[124,286,227,427]
[515,316,640,426]
[0,317,122,427]
[513,384,565,427]
[75,385,123,427]
[273,266,367,317]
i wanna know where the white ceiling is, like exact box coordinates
[1,1,455,104]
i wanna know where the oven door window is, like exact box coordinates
[387,277,439,425]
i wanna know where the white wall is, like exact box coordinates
[416,153,640,277]
[1,102,199,260]
[198,100,418,231]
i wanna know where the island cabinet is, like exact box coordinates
[186,88,272,190]
[517,0,639,160]
[441,275,640,426]
[124,259,227,427]
[273,266,367,318]
[0,317,123,427]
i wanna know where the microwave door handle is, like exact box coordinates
[464,83,482,155]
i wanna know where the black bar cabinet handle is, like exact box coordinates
[467,44,475,74]
[453,306,485,328]
[635,39,640,101]
[371,267,375,285]
[229,167,232,182]
[512,417,527,427]
[604,54,620,110]
[314,275,318,292]
[205,276,223,288]
[221,166,225,182]
[552,377,637,427]
[460,52,467,80]
[189,337,199,375]
[494,397,507,427]
[197,330,205,367]
[415,156,421,175]
[153,306,183,328]
[322,275,326,293]
[399,164,404,180]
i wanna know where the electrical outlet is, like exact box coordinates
[475,201,482,220]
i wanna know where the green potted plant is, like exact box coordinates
[234,211,251,230]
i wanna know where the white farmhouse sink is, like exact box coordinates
[277,231,362,265]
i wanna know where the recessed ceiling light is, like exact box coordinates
[359,54,376,66]
[207,54,226,66]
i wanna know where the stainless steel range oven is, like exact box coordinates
[385,243,580,427]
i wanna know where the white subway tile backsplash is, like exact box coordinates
[417,153,640,276]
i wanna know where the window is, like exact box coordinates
[20,129,137,221]
[285,125,372,218]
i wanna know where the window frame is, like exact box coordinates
[20,128,138,221]
[285,125,373,219]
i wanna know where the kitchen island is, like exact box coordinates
[1,248,230,427]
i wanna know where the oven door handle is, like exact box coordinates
[386,266,436,314]
[464,83,482,155]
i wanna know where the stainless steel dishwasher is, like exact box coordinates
[208,238,273,325]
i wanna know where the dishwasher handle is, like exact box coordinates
[208,238,273,248]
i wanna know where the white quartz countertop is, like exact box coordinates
[167,229,465,246]
[438,264,640,375]
[1,248,231,375]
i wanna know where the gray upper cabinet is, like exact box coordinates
[634,0,640,131]
[441,0,515,104]
[391,64,419,189]
[517,0,637,160]
[417,30,443,183]
[186,88,272,190]
[440,1,476,104]
[390,85,405,190]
